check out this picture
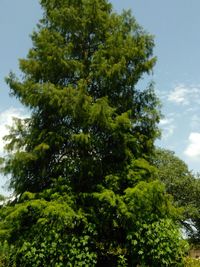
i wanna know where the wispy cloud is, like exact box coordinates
[168,84,200,105]
[159,116,175,140]
[0,107,28,155]
[184,132,200,158]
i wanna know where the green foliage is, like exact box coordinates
[123,181,187,266]
[3,0,160,195]
[126,219,188,266]
[152,148,197,207]
[0,191,97,266]
[124,181,178,222]
[152,148,200,243]
[0,0,187,266]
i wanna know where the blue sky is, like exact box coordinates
[1,0,200,193]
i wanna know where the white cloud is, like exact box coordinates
[168,84,200,105]
[168,85,189,104]
[0,107,28,155]
[184,132,200,158]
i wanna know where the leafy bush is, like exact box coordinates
[0,192,97,266]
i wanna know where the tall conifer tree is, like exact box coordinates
[0,1,187,266]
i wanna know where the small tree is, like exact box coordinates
[0,0,187,266]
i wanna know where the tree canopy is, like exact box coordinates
[0,1,188,266]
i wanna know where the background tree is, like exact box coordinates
[153,148,200,243]
[0,0,187,266]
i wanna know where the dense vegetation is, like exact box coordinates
[0,0,197,266]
